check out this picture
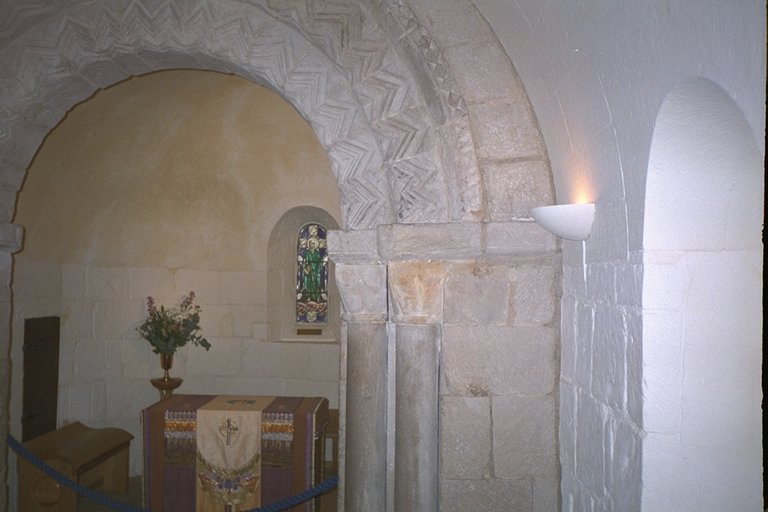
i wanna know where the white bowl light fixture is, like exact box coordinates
[531,203,595,241]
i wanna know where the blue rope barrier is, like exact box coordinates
[7,433,338,512]
[6,434,148,512]
[244,474,338,512]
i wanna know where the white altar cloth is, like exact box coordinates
[195,395,274,511]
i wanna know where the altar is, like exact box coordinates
[142,394,330,512]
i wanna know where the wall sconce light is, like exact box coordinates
[530,203,595,241]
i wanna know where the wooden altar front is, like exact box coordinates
[142,394,329,512]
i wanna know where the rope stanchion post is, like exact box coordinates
[6,433,337,512]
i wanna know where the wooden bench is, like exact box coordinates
[17,421,133,512]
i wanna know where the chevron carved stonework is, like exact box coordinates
[371,0,468,121]
[0,0,481,228]
[260,0,461,223]
[0,3,564,512]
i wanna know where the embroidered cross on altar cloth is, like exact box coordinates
[195,396,275,511]
[218,419,239,445]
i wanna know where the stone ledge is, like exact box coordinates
[484,221,557,256]
[379,222,483,259]
[328,229,379,262]
[331,222,558,261]
[380,221,558,260]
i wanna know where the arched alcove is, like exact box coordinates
[9,69,344,494]
[642,78,763,510]
[1,2,559,510]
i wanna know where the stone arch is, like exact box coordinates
[642,78,763,510]
[0,0,487,230]
[0,1,556,510]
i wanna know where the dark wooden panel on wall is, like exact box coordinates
[22,316,60,442]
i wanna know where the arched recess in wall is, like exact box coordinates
[642,78,763,511]
[7,70,345,502]
[268,206,341,343]
[0,2,556,509]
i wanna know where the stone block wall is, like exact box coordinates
[436,259,560,512]
[558,244,643,511]
[332,222,561,512]
[9,259,341,484]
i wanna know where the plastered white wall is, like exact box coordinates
[643,79,763,511]
[472,1,765,510]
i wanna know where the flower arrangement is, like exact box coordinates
[137,291,211,355]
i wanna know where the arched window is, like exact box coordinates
[296,223,328,324]
[267,207,340,342]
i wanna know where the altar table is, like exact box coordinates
[142,394,329,512]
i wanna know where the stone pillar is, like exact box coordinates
[345,321,388,510]
[389,261,444,512]
[0,223,24,511]
[328,230,388,512]
[394,323,439,511]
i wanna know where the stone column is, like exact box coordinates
[345,321,388,510]
[0,223,24,511]
[394,323,439,510]
[328,230,389,512]
[388,261,444,512]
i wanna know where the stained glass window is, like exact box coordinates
[296,223,328,324]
